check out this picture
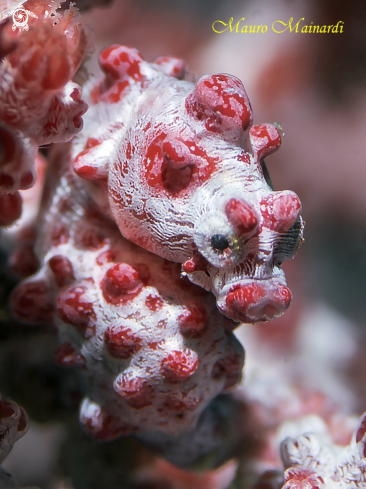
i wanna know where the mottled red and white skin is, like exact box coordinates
[0,0,90,226]
[71,44,304,325]
[279,412,366,489]
[10,145,244,440]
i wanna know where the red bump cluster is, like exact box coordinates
[0,2,89,223]
[10,279,53,324]
[161,350,199,381]
[185,74,253,141]
[225,198,258,236]
[261,191,301,233]
[55,342,86,368]
[154,56,186,79]
[104,325,143,359]
[102,263,143,304]
[48,255,75,288]
[57,283,96,338]
[178,303,207,337]
[80,402,137,442]
[249,123,282,159]
[0,191,22,227]
[212,341,244,391]
[100,45,144,83]
[113,376,154,409]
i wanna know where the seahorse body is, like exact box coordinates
[73,45,304,324]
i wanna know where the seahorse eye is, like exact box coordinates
[211,234,229,252]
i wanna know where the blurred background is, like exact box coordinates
[1,0,366,487]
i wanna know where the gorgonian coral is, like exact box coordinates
[0,0,309,477]
[0,0,91,226]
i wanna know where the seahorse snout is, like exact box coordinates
[219,281,292,323]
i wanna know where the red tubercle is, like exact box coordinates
[74,162,99,181]
[11,279,53,324]
[0,191,22,227]
[261,191,301,233]
[96,250,116,266]
[55,342,86,368]
[160,396,200,414]
[225,198,258,235]
[182,252,209,274]
[81,404,137,441]
[85,137,101,149]
[57,284,96,339]
[50,224,69,245]
[250,123,281,159]
[48,255,75,288]
[154,56,186,79]
[185,74,252,140]
[113,376,154,409]
[145,294,163,312]
[104,325,142,360]
[20,171,34,189]
[161,350,199,381]
[100,45,144,82]
[79,228,106,250]
[212,351,243,391]
[283,468,324,489]
[102,263,143,305]
[178,303,207,338]
[8,245,39,278]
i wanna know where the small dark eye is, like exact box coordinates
[211,234,229,252]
